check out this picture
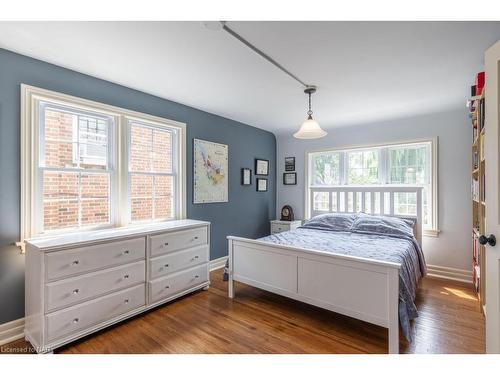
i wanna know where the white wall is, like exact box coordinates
[276,108,471,271]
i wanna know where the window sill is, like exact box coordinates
[423,229,440,237]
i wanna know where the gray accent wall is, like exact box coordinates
[276,109,471,272]
[0,48,276,324]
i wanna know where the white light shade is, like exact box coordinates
[293,118,327,139]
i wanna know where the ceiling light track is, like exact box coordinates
[221,22,308,88]
[213,21,327,139]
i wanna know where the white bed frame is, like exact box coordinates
[227,186,423,354]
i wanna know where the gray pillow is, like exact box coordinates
[302,213,356,232]
[351,212,414,238]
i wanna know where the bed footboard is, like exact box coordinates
[227,236,401,354]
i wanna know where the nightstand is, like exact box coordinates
[270,220,302,234]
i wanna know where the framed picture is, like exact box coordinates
[283,172,297,185]
[193,139,228,204]
[285,157,295,171]
[255,158,269,176]
[256,178,268,192]
[241,168,252,185]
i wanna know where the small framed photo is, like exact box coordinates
[256,178,268,192]
[241,168,252,185]
[285,157,295,171]
[255,158,269,176]
[283,172,297,185]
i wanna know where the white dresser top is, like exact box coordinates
[26,219,210,250]
[270,220,302,225]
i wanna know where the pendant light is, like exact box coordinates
[293,86,327,139]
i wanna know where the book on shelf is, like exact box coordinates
[473,232,479,262]
[474,265,481,292]
[479,134,484,160]
[481,173,486,202]
[479,98,485,131]
[472,178,480,201]
[476,72,485,96]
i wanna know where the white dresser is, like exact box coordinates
[24,219,210,353]
[270,220,302,234]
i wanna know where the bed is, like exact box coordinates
[227,186,426,354]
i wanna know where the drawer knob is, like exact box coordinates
[73,318,79,324]
[194,275,199,279]
[72,260,80,266]
[122,250,130,255]
[164,264,169,268]
[72,289,80,295]
[164,242,169,246]
[194,236,199,240]
[191,256,199,261]
[165,285,170,289]
[124,299,129,304]
[123,274,130,279]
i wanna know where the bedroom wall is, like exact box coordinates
[0,48,276,325]
[276,108,471,272]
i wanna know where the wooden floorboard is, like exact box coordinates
[0,270,485,354]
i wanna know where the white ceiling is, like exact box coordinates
[1,21,500,135]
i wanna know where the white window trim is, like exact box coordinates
[304,137,439,237]
[35,101,118,235]
[20,84,187,249]
[124,117,179,224]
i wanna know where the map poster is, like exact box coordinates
[193,139,228,204]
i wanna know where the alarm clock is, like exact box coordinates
[280,205,295,221]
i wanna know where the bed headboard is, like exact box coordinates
[308,186,423,246]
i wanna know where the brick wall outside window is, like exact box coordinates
[42,109,110,230]
[129,123,173,221]
[41,109,175,231]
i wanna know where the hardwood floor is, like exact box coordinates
[0,270,485,354]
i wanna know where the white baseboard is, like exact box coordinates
[0,317,25,346]
[209,256,228,271]
[426,264,472,284]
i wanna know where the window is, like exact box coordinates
[39,104,114,231]
[307,140,438,235]
[347,149,379,184]
[74,115,108,167]
[388,143,431,222]
[21,85,186,242]
[129,121,176,222]
[310,152,341,186]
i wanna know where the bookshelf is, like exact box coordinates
[468,83,485,309]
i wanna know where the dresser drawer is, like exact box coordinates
[149,245,208,280]
[149,264,208,304]
[271,223,288,234]
[150,226,208,257]
[45,260,146,312]
[45,284,145,342]
[45,237,146,281]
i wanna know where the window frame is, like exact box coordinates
[305,138,439,237]
[20,84,186,245]
[36,101,118,234]
[125,117,179,223]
